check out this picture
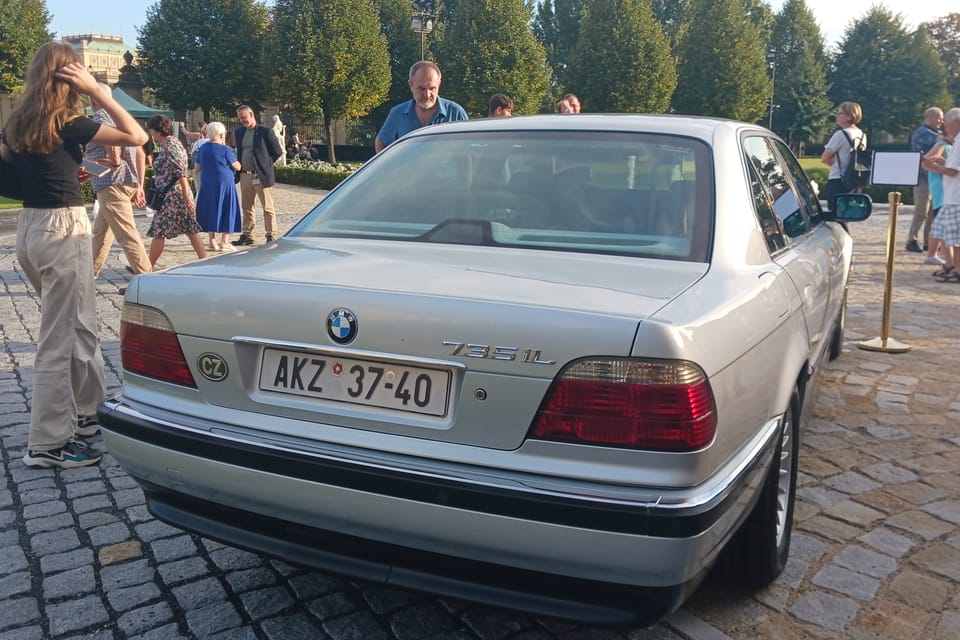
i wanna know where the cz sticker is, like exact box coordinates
[197,353,228,381]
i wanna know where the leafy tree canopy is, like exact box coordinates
[269,0,391,162]
[672,0,770,122]
[368,0,431,130]
[770,0,832,143]
[436,0,551,116]
[533,0,586,91]
[137,0,270,118]
[0,0,52,93]
[829,7,948,138]
[566,0,676,113]
[922,12,960,104]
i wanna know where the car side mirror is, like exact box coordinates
[829,193,872,222]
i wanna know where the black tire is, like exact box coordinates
[729,389,800,589]
[828,290,847,361]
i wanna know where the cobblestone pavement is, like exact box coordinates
[0,186,956,639]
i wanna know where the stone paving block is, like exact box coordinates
[936,610,960,640]
[127,623,186,640]
[239,585,295,618]
[185,601,242,637]
[118,602,174,636]
[790,591,859,632]
[261,613,324,640]
[797,486,848,508]
[39,548,93,575]
[101,559,154,591]
[150,534,197,562]
[824,471,881,494]
[288,572,344,600]
[225,567,278,594]
[46,595,110,636]
[113,488,145,509]
[0,625,44,640]
[172,576,226,610]
[389,602,459,638]
[0,597,39,632]
[208,546,263,572]
[106,581,162,613]
[833,545,897,580]
[889,570,952,611]
[0,546,28,576]
[460,606,531,639]
[858,527,916,558]
[307,591,360,620]
[824,500,885,526]
[134,519,181,542]
[87,521,132,547]
[65,479,107,499]
[851,599,931,640]
[362,585,421,615]
[42,565,96,600]
[78,511,121,530]
[804,435,848,451]
[888,511,955,541]
[912,543,960,582]
[99,541,143,566]
[789,532,828,564]
[797,515,861,541]
[72,494,113,514]
[812,565,881,601]
[922,499,960,526]
[21,498,66,519]
[206,627,258,640]
[157,557,210,586]
[18,486,61,505]
[886,481,950,505]
[0,572,31,600]
[324,610,389,640]
[30,528,80,556]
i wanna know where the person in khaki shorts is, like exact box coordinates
[232,105,283,246]
[87,87,152,277]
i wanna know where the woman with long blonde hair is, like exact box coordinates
[0,42,148,468]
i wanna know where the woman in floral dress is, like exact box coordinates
[145,115,206,267]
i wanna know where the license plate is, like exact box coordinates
[259,348,450,416]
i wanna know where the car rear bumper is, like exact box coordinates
[98,397,780,624]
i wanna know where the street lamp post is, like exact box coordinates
[766,48,776,131]
[410,1,435,60]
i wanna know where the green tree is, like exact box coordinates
[435,0,550,116]
[137,0,269,119]
[533,0,586,91]
[829,7,948,138]
[566,0,676,113]
[922,12,960,103]
[651,0,690,54]
[769,0,832,143]
[269,0,390,163]
[672,0,769,122]
[0,0,52,93]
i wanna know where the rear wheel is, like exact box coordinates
[729,389,800,589]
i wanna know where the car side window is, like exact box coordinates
[770,139,825,226]
[746,156,789,253]
[742,136,809,238]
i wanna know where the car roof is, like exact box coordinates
[401,113,769,143]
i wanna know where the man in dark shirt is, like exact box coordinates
[232,105,283,246]
[906,107,944,252]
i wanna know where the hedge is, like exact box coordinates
[802,165,916,206]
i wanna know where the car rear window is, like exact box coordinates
[290,131,714,261]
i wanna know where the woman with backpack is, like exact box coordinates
[821,101,866,211]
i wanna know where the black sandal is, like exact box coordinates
[933,265,954,278]
[934,270,960,283]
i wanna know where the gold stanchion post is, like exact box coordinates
[858,191,910,353]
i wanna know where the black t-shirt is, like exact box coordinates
[11,116,101,208]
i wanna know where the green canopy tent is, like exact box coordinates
[110,87,173,119]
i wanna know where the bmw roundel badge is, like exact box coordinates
[327,308,358,344]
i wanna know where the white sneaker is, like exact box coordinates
[923,256,946,265]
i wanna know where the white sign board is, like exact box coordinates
[871,151,921,187]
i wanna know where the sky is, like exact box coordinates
[45,0,952,52]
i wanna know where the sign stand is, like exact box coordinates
[857,151,921,354]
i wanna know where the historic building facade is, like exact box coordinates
[61,34,134,84]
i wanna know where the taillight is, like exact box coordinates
[530,359,716,451]
[120,304,196,388]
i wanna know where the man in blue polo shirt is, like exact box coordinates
[375,61,467,153]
